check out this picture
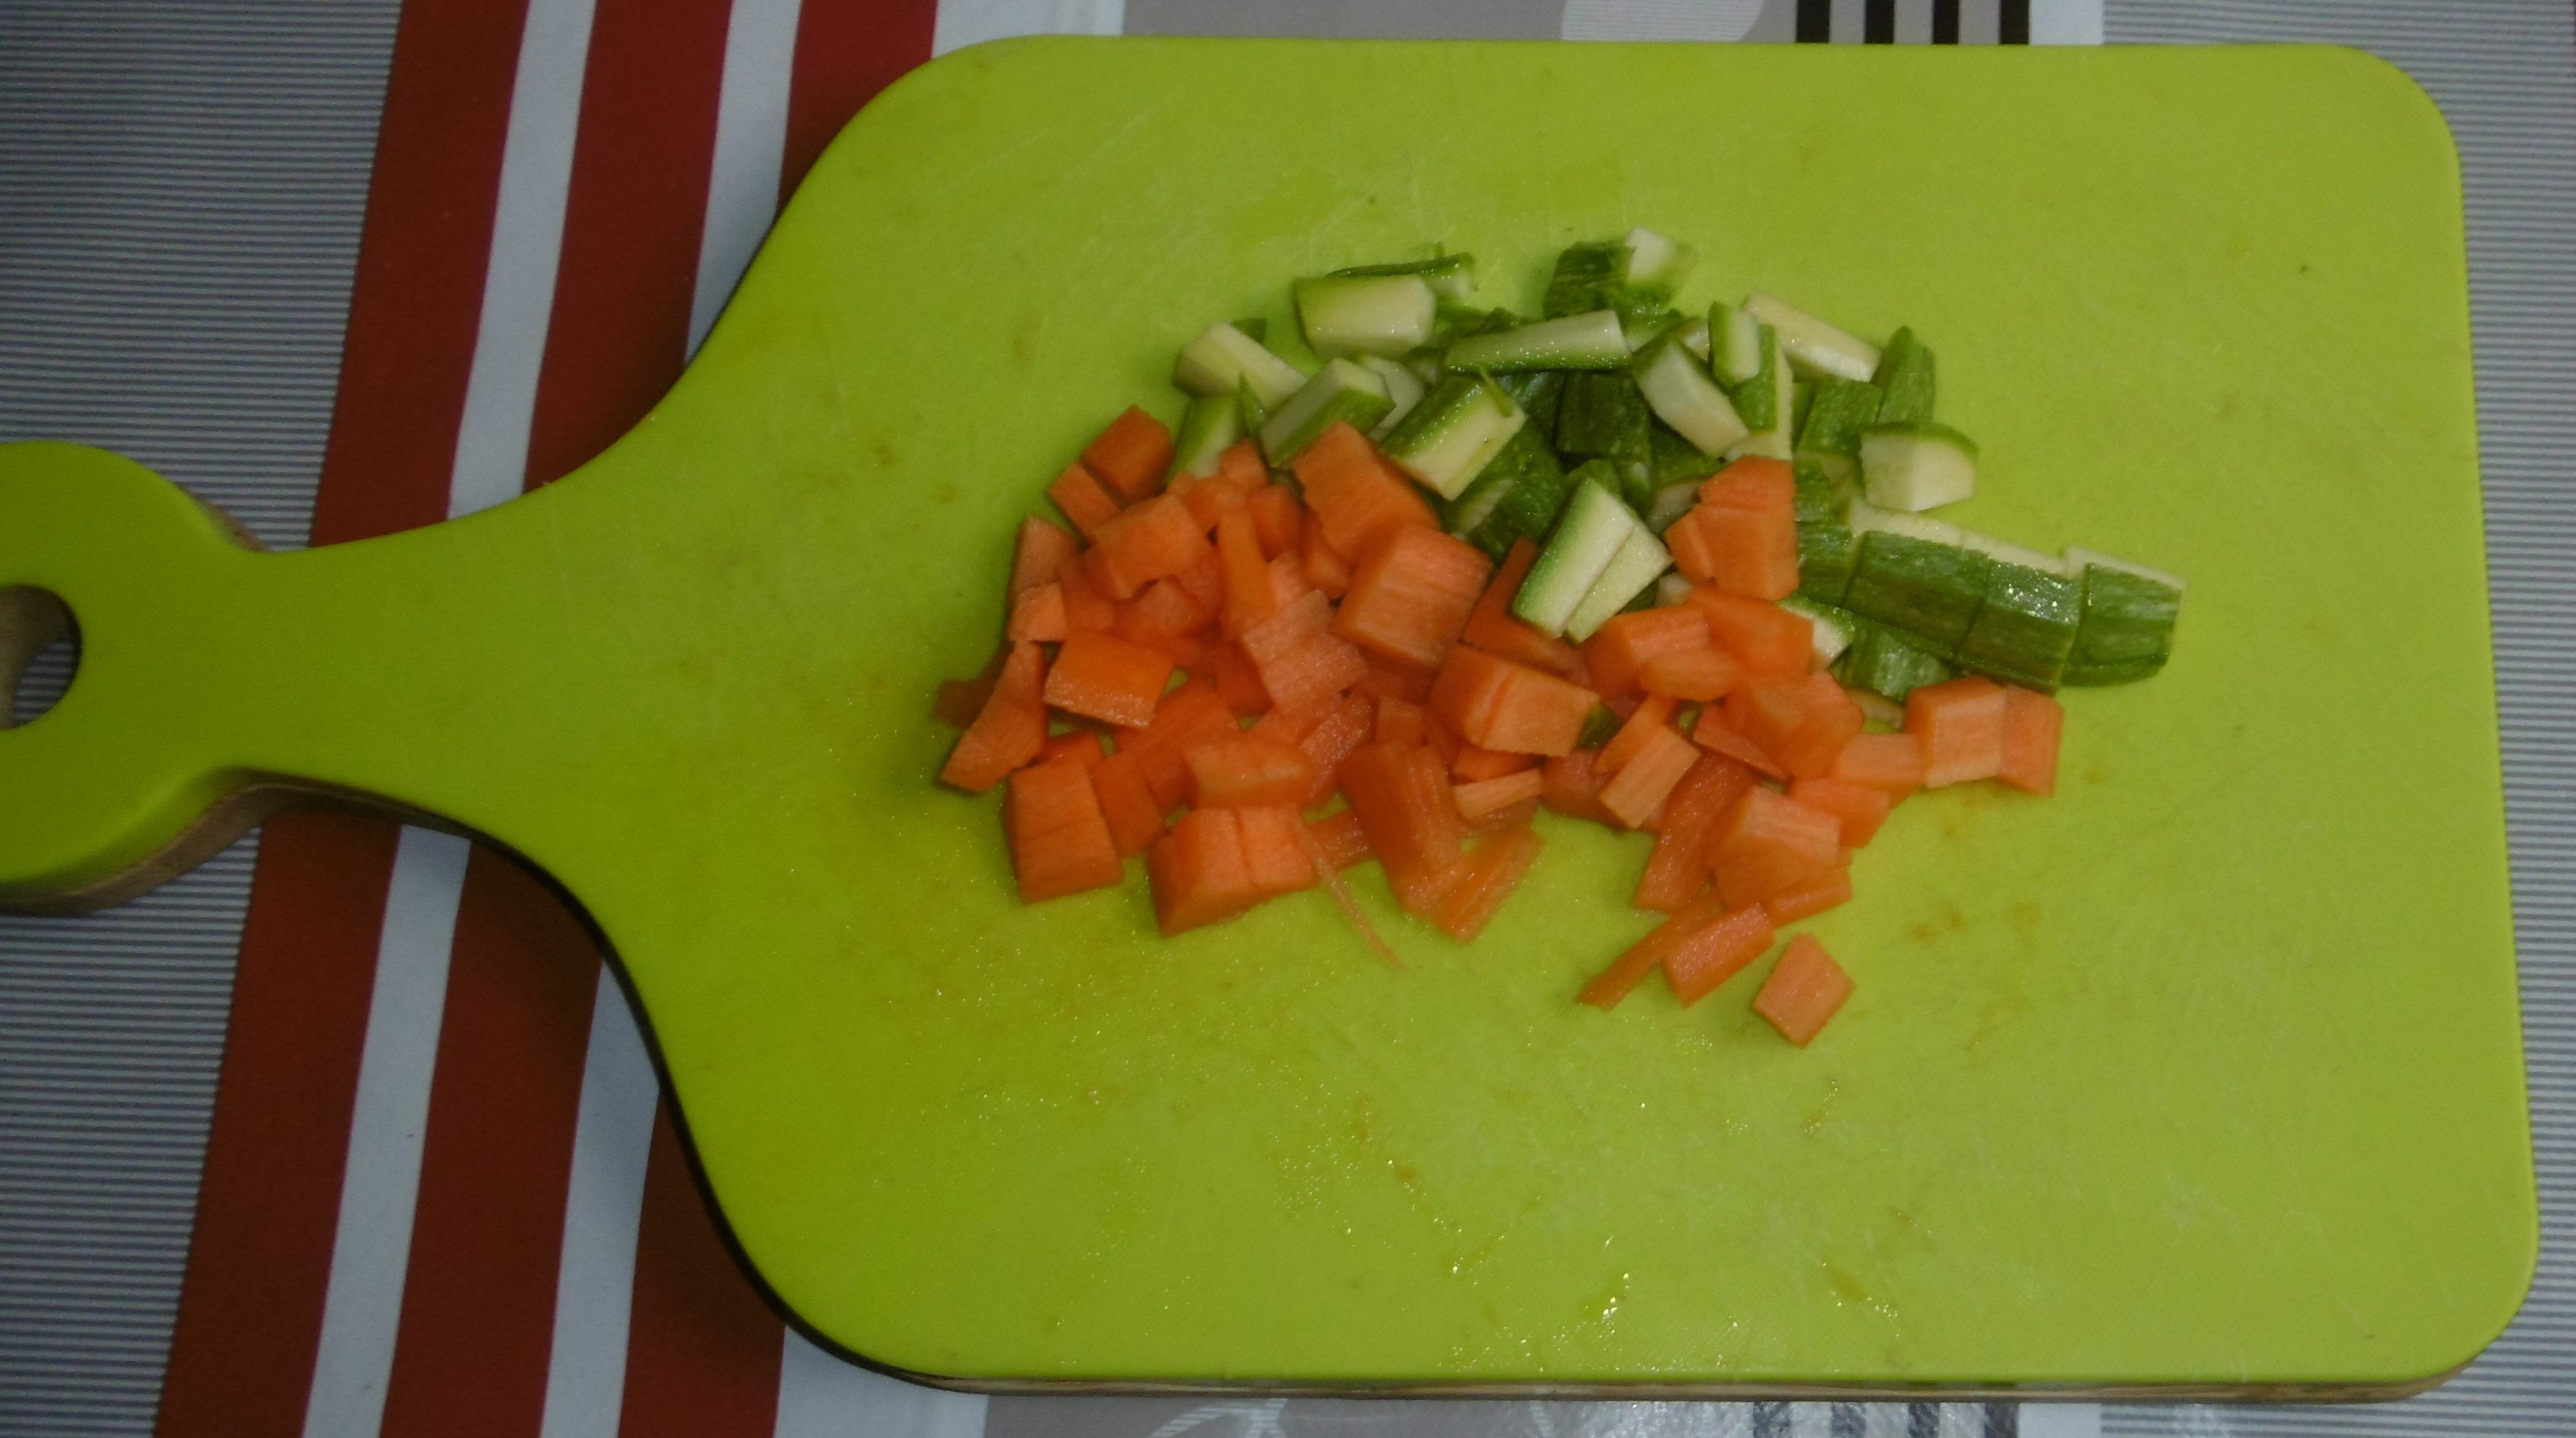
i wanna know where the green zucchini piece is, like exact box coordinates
[1258,357,1393,463]
[1957,560,2081,690]
[1652,422,1724,488]
[1709,302,1764,386]
[1872,327,1936,425]
[1544,241,1630,317]
[1655,571,1695,608]
[1779,595,1863,666]
[1843,530,1992,658]
[1231,316,1268,343]
[1797,375,1886,455]
[1644,480,1701,534]
[1727,322,1780,430]
[2063,550,2185,685]
[1477,433,1579,558]
[1357,354,1428,438]
[1332,253,1475,302]
[1446,311,1631,372]
[1512,475,1635,635]
[1556,372,1651,461]
[1835,623,1956,701]
[1294,274,1438,359]
[1563,520,1674,642]
[1176,321,1308,409]
[1796,523,1859,605]
[1620,226,1695,304]
[1496,370,1569,446]
[1169,393,1242,479]
[1791,454,1854,526]
[1676,313,1712,363]
[1236,377,1268,436]
[1859,421,1978,511]
[1743,293,1883,382]
[1632,335,1750,455]
[1577,705,1624,750]
[1621,308,1686,353]
[1378,374,1525,499]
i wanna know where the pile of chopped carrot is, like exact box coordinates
[939,410,2064,1047]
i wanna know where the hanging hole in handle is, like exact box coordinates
[1,587,79,730]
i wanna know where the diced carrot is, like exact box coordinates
[1297,694,1377,809]
[1633,754,1755,912]
[1147,808,1262,934]
[1258,632,1368,714]
[1090,494,1213,601]
[1239,587,1332,663]
[1005,756,1125,902]
[1266,551,1312,613]
[1828,732,1928,800]
[1007,581,1068,643]
[934,665,998,730]
[1250,483,1304,558]
[1011,515,1080,600]
[1091,751,1167,855]
[1332,525,1492,671]
[1452,769,1546,823]
[1046,631,1176,728]
[1305,808,1371,870]
[1216,438,1267,489]
[1907,674,2009,788]
[1116,578,1212,666]
[1451,745,1536,783]
[1059,567,1120,634]
[1581,606,1711,699]
[1541,748,1622,828]
[1425,645,1513,739]
[1698,457,1795,518]
[1359,661,1432,704]
[1187,738,1318,809]
[1763,866,1853,925]
[1374,694,1426,746]
[1710,787,1843,907]
[1118,679,1240,810]
[1083,404,1175,504]
[1172,545,1226,614]
[1461,538,1584,677]
[1339,743,1467,914]
[1684,588,1812,678]
[1047,462,1121,539]
[1690,703,1788,780]
[1427,645,1599,756]
[1244,691,1334,747]
[1431,825,1545,941]
[1422,711,1463,769]
[1215,509,1276,637]
[1673,502,1799,600]
[1598,694,1680,775]
[1042,730,1105,766]
[1579,894,1724,1009]
[1236,806,1321,899]
[1170,471,1248,532]
[1198,642,1272,717]
[1664,904,1777,1007]
[1598,724,1700,830]
[1999,685,2064,796]
[1291,422,1438,561]
[1788,777,1892,847]
[1660,507,1724,587]
[1724,671,1864,778]
[1300,512,1353,597]
[1637,645,1743,703]
[939,642,1048,793]
[1753,934,1854,1045]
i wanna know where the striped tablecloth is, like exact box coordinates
[4,3,2571,1437]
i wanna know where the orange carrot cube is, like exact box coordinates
[1332,525,1492,671]
[1047,462,1121,539]
[1006,756,1124,902]
[1082,404,1175,504]
[1906,675,2008,787]
[1754,934,1854,1045]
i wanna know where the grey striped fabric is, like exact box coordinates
[0,3,399,1434]
[3,4,2574,1438]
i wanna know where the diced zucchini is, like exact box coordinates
[1797,375,1885,455]
[1651,422,1723,487]
[1847,499,1964,547]
[1724,327,1795,461]
[1655,571,1695,608]
[1621,227,1695,304]
[1236,377,1268,435]
[1835,623,1956,701]
[1957,559,2081,691]
[1231,316,1268,343]
[1404,352,1446,389]
[2064,547,2188,594]
[1633,336,1750,455]
[1176,321,1309,409]
[1379,374,1525,499]
[1622,308,1685,353]
[1843,530,1992,658]
[1677,314,1712,361]
[1496,369,1568,446]
[2063,552,2184,685]
[1437,303,1520,346]
[1555,372,1650,462]
[1578,705,1625,750]
[1446,311,1631,372]
[1358,355,1427,438]
[1859,422,1978,511]
[1709,302,1764,386]
[1169,393,1242,478]
[1644,479,1700,534]
[1563,520,1674,642]
[1258,358,1393,463]
[1779,595,1862,666]
[1956,530,2069,576]
[1512,477,1636,635]
[1474,436,1579,558]
[1796,523,1859,605]
[1791,454,1854,526]
[1293,274,1438,358]
[1743,293,1883,382]
[1872,327,1936,425]
[1544,241,1629,317]
[1332,253,1475,302]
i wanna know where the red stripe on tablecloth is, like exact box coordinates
[617,1109,787,1438]
[374,849,604,1438]
[526,0,735,488]
[780,0,937,200]
[152,811,403,1438]
[308,0,534,546]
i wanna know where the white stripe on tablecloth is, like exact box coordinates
[1896,0,1933,44]
[533,981,662,1438]
[2018,1402,2102,1438]
[773,1333,990,1438]
[446,0,601,520]
[1960,0,2001,45]
[2029,0,2102,44]
[1830,0,1864,44]
[689,0,804,356]
[297,827,471,1438]
[932,0,1124,58]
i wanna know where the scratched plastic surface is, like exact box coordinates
[0,39,2532,1387]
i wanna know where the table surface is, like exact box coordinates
[3,1,2572,1436]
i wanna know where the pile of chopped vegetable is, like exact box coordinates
[938,230,2183,1047]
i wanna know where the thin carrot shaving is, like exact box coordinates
[1299,823,1403,971]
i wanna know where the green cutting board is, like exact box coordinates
[0,39,2534,1393]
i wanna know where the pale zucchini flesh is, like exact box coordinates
[1511,478,1635,635]
[1169,393,1242,478]
[1293,274,1438,358]
[1743,293,1882,383]
[1562,521,1674,642]
[1632,338,1750,455]
[1446,310,1631,372]
[1258,357,1393,463]
[1859,422,1979,512]
[1175,321,1308,409]
[1378,375,1526,500]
